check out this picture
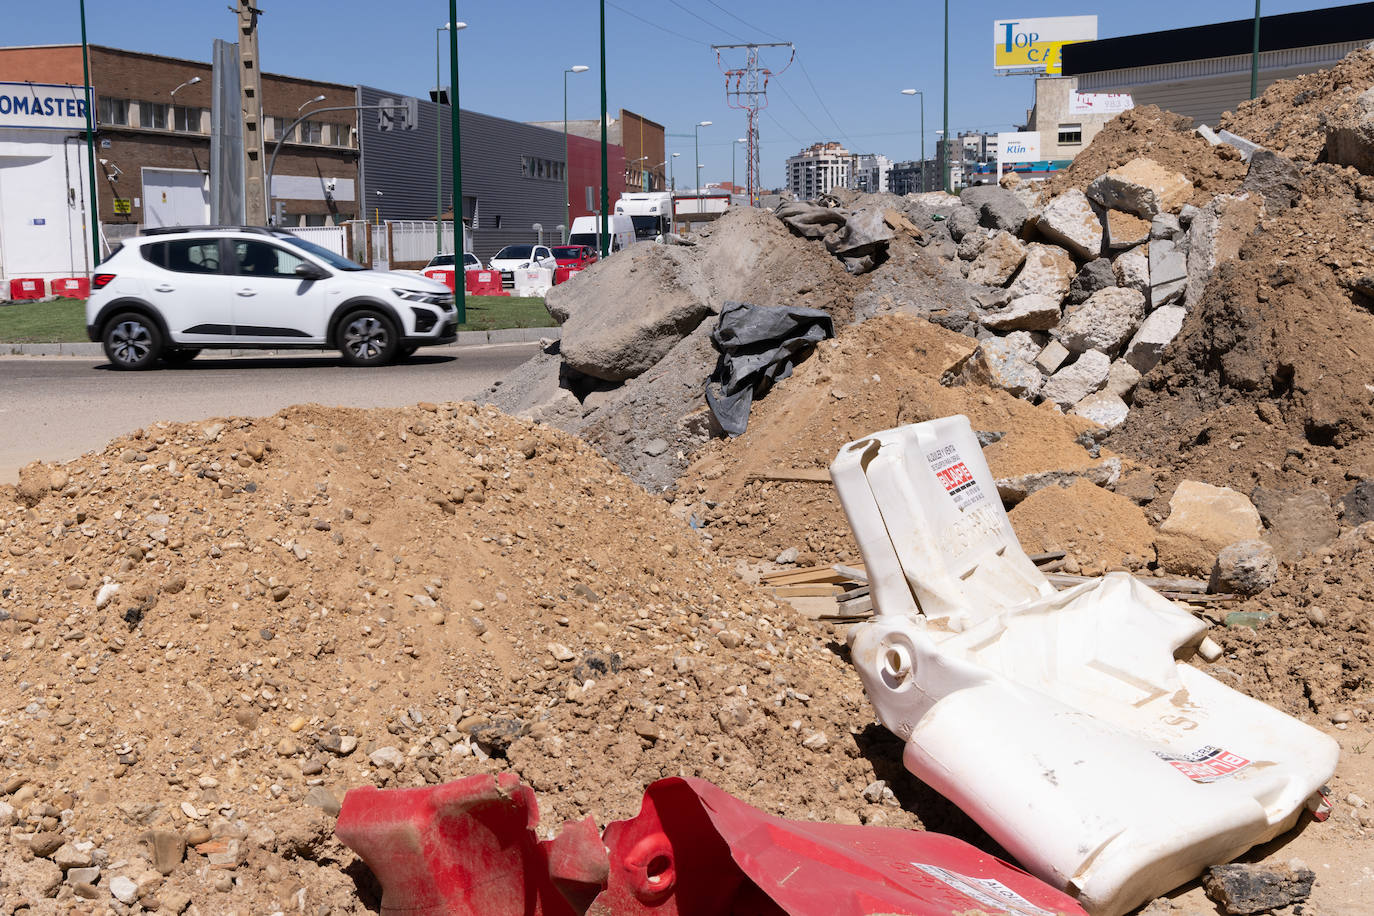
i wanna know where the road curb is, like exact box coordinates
[0,327,559,358]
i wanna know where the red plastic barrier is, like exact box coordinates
[422,268,456,292]
[8,278,45,300]
[336,774,1090,916]
[465,269,508,297]
[50,277,91,299]
[554,266,586,285]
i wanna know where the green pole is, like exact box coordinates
[448,0,464,323]
[435,27,443,253]
[1250,0,1261,100]
[79,0,100,268]
[943,0,950,193]
[599,0,608,259]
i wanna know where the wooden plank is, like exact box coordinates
[760,565,847,584]
[832,564,868,584]
[836,585,872,602]
[782,596,840,619]
[771,584,843,598]
[747,468,832,483]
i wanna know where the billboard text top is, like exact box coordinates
[994,16,1098,75]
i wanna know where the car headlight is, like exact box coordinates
[392,288,450,306]
[517,262,530,269]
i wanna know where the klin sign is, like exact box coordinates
[993,17,1097,76]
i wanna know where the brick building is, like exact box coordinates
[0,44,359,232]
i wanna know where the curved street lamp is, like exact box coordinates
[693,121,711,196]
[435,22,469,250]
[564,65,589,242]
[170,76,201,98]
[900,89,925,193]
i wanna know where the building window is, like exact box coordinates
[140,101,169,130]
[300,120,323,144]
[98,97,129,126]
[329,124,353,147]
[1057,122,1082,145]
[173,105,203,133]
[520,155,564,182]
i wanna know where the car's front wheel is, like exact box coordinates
[338,309,399,367]
[102,312,163,370]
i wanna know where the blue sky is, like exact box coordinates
[10,1,1348,187]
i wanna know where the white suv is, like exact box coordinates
[86,226,458,369]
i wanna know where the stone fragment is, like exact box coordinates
[369,746,405,769]
[995,457,1121,506]
[1086,157,1194,218]
[1066,257,1116,305]
[1124,305,1186,374]
[1338,479,1374,526]
[965,231,1027,287]
[1150,213,1182,241]
[1037,189,1104,260]
[962,332,1044,399]
[1071,392,1130,431]
[1250,487,1339,563]
[1241,150,1302,210]
[1217,129,1264,162]
[981,294,1061,332]
[946,205,979,242]
[1204,862,1314,915]
[304,786,342,817]
[1035,340,1070,374]
[1041,350,1112,410]
[1105,210,1150,250]
[66,866,100,885]
[53,843,93,870]
[1157,481,1264,576]
[1113,246,1150,302]
[147,829,185,876]
[29,832,64,857]
[1058,288,1145,356]
[1210,540,1278,596]
[956,230,988,261]
[957,185,1029,234]
[319,733,358,756]
[1148,239,1187,307]
[1185,194,1263,308]
[1105,359,1142,400]
[110,875,139,905]
[1007,243,1076,303]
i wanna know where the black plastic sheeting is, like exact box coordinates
[704,301,834,438]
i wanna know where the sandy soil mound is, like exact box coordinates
[1220,47,1374,161]
[1041,105,1247,205]
[0,403,979,914]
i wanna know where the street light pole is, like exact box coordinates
[267,104,385,223]
[669,152,679,192]
[448,0,465,322]
[943,0,951,193]
[598,0,609,258]
[1250,1,1262,100]
[732,138,745,202]
[901,89,925,192]
[435,25,464,251]
[79,0,100,267]
[694,120,711,202]
[563,65,588,244]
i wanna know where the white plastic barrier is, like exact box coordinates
[512,267,553,298]
[829,415,1338,916]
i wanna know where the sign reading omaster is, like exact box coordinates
[0,82,91,130]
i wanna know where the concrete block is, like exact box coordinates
[1113,246,1150,301]
[1105,210,1151,250]
[1105,358,1143,399]
[1007,243,1076,303]
[966,231,1027,286]
[1157,480,1263,576]
[982,294,1062,332]
[1058,287,1145,356]
[1037,189,1104,260]
[962,331,1044,399]
[1071,391,1130,431]
[1148,238,1187,307]
[1086,157,1193,219]
[1217,129,1264,162]
[1041,349,1111,410]
[1124,305,1186,374]
[1185,194,1263,308]
[1035,339,1070,374]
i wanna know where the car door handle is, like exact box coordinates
[236,289,258,297]
[154,284,175,293]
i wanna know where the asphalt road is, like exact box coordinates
[0,342,540,483]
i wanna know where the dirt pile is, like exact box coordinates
[1042,105,1247,204]
[0,403,968,914]
[1220,47,1374,161]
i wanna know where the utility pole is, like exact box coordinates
[713,42,793,207]
[943,0,951,193]
[599,0,609,258]
[1250,1,1262,100]
[237,1,267,224]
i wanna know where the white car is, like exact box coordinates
[86,226,457,369]
[487,244,557,273]
[423,252,482,272]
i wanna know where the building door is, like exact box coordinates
[142,168,210,228]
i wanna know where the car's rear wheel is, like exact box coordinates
[338,309,399,367]
[102,312,163,370]
[162,348,201,366]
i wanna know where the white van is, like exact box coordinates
[568,215,634,255]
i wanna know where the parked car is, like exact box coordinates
[551,245,597,269]
[85,225,457,370]
[487,244,557,273]
[568,215,635,254]
[423,252,482,272]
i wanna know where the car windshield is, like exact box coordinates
[275,233,367,271]
[464,253,479,265]
[494,245,533,260]
[552,246,585,258]
[427,254,455,267]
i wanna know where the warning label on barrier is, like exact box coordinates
[1155,745,1252,782]
[926,444,985,511]
[910,863,1057,916]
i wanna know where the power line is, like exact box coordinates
[795,53,851,146]
[764,111,801,144]
[665,0,746,42]
[605,1,709,46]
[700,0,785,41]
[770,77,827,142]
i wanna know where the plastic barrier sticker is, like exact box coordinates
[1155,746,1252,783]
[926,443,985,511]
[910,864,1057,916]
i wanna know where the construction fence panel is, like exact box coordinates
[289,226,346,256]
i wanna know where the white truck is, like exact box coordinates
[613,191,674,242]
[568,215,634,255]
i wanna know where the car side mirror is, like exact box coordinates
[295,262,328,281]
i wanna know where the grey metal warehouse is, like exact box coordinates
[355,85,566,262]
[1062,3,1374,128]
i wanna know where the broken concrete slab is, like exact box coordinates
[1058,287,1146,356]
[1185,193,1263,308]
[1041,349,1112,410]
[961,331,1044,398]
[995,456,1121,506]
[965,231,1027,286]
[981,294,1062,332]
[1105,359,1142,400]
[1196,124,1222,146]
[1251,486,1339,563]
[1203,862,1315,915]
[1035,339,1070,374]
[1148,238,1188,307]
[1105,210,1151,250]
[1070,391,1130,431]
[957,230,989,261]
[1113,245,1150,300]
[1124,304,1186,374]
[1210,540,1279,596]
[1066,257,1116,305]
[1037,189,1104,260]
[960,185,1029,235]
[1007,243,1076,303]
[1156,480,1264,577]
[1086,157,1194,219]
[1150,213,1182,241]
[1241,150,1303,211]
[1216,129,1264,163]
[947,205,979,242]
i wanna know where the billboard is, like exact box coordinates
[993,17,1098,75]
[0,82,90,130]
[1070,92,1135,115]
[997,131,1041,165]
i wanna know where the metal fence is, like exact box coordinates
[288,226,346,256]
